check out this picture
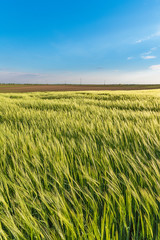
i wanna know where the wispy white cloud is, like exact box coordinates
[142,46,158,56]
[149,64,160,70]
[136,31,160,44]
[143,51,152,55]
[150,47,158,51]
[136,39,143,44]
[141,55,156,59]
[141,46,159,59]
[127,56,134,60]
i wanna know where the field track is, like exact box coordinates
[0,84,160,92]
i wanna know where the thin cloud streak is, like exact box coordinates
[141,56,156,59]
[149,64,160,70]
[136,31,160,44]
[127,57,134,60]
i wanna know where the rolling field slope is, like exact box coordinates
[0,90,160,239]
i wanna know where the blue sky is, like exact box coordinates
[0,0,160,83]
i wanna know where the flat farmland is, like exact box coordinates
[0,89,160,239]
[0,84,160,92]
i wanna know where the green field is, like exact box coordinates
[0,90,160,239]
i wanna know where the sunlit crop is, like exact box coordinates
[0,90,160,239]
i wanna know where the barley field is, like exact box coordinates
[0,90,160,239]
